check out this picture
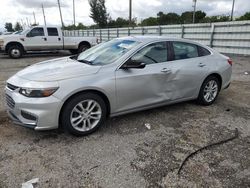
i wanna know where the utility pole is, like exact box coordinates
[129,0,132,27]
[42,4,47,26]
[57,0,64,28]
[21,19,24,28]
[192,0,197,23]
[33,11,37,25]
[26,17,29,26]
[73,0,76,26]
[231,0,235,21]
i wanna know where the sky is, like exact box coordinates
[0,0,249,31]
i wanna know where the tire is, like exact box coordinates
[69,49,78,54]
[61,93,107,136]
[197,76,220,106]
[8,45,23,59]
[78,44,90,54]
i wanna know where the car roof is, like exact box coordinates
[31,25,60,28]
[117,35,212,50]
[118,35,200,44]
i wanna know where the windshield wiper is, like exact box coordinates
[77,59,93,65]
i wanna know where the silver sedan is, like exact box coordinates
[5,36,232,135]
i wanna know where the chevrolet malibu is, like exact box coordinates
[5,36,232,135]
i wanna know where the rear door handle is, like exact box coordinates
[58,37,61,41]
[42,37,47,41]
[161,68,171,73]
[198,63,206,67]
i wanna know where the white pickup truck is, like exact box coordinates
[0,26,98,58]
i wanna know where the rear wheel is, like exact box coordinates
[197,76,220,105]
[78,44,90,54]
[8,45,23,59]
[61,93,107,136]
[69,49,78,54]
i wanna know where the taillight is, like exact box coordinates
[228,59,233,66]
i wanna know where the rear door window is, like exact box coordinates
[172,42,198,60]
[198,46,211,57]
[47,28,59,36]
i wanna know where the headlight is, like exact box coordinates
[19,87,58,98]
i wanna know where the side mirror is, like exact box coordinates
[122,60,146,69]
[26,32,32,37]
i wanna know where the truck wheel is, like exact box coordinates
[69,49,78,54]
[78,44,90,54]
[8,45,23,59]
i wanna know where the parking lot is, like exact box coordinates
[0,52,249,187]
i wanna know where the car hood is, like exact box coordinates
[16,57,102,82]
[0,34,23,40]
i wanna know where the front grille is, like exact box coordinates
[7,83,19,91]
[6,94,15,109]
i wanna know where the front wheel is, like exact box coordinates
[61,93,107,136]
[197,76,220,105]
[8,45,23,59]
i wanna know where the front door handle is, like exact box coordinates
[42,37,47,41]
[198,63,206,67]
[161,68,171,73]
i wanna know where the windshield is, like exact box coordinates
[20,29,31,35]
[77,39,140,65]
[13,30,23,35]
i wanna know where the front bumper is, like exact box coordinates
[0,43,6,52]
[5,86,63,130]
[0,46,4,52]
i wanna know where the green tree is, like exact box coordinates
[195,11,206,22]
[236,12,250,21]
[201,15,230,23]
[181,10,206,23]
[63,23,87,30]
[108,17,136,27]
[181,11,193,23]
[157,12,181,25]
[14,22,23,31]
[77,23,87,30]
[5,22,14,32]
[89,0,108,28]
[141,17,158,26]
[63,24,76,30]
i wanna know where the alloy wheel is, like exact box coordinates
[70,99,102,132]
[203,80,218,103]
